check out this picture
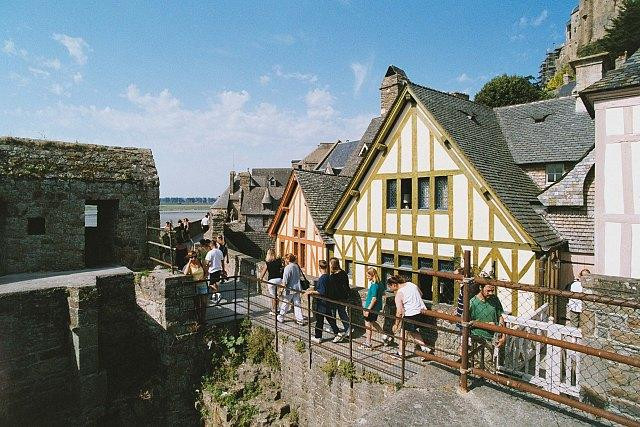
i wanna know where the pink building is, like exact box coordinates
[581,50,640,278]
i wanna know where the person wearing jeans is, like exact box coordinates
[306,260,341,343]
[327,258,351,340]
[277,253,305,325]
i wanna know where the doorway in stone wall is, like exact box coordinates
[85,199,119,267]
[0,200,6,275]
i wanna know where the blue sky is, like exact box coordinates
[1,1,574,196]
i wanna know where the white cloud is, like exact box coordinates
[42,58,61,70]
[52,33,90,64]
[3,39,17,55]
[7,85,372,195]
[28,67,50,77]
[8,72,29,86]
[456,73,472,83]
[273,65,318,83]
[518,16,528,28]
[73,72,83,83]
[50,83,64,95]
[273,34,295,45]
[259,75,271,85]
[350,62,369,95]
[532,10,548,27]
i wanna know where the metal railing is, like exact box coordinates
[175,250,640,427]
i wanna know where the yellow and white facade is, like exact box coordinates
[327,89,556,315]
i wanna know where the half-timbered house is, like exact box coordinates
[268,169,351,277]
[325,66,568,315]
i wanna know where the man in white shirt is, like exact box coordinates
[387,275,430,359]
[205,240,224,304]
[566,268,590,328]
[201,213,210,234]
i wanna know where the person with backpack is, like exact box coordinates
[327,257,351,342]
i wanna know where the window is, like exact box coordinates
[262,216,270,227]
[345,260,353,276]
[437,260,455,304]
[386,179,397,209]
[418,257,434,300]
[435,176,448,210]
[400,178,412,209]
[299,243,306,268]
[381,253,395,284]
[418,177,430,209]
[398,255,412,272]
[27,217,45,235]
[546,163,564,183]
[279,241,285,257]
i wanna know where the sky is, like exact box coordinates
[1,1,575,197]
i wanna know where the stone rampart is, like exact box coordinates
[581,274,640,418]
[0,268,206,425]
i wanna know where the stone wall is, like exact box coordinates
[0,137,159,275]
[278,337,396,426]
[581,274,640,418]
[0,269,206,425]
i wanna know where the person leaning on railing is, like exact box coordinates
[183,250,207,327]
[469,282,506,369]
[260,248,283,315]
[305,259,341,343]
[327,258,351,341]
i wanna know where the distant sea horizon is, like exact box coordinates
[85,204,211,227]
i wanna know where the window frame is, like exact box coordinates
[400,178,412,210]
[546,163,564,183]
[417,177,430,210]
[386,179,398,210]
[434,176,449,211]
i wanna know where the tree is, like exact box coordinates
[474,75,546,108]
[578,0,640,59]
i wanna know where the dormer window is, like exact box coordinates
[546,163,564,183]
[268,177,277,187]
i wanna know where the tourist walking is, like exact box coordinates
[306,260,341,343]
[174,220,188,269]
[201,213,210,234]
[327,257,351,341]
[360,268,386,349]
[161,221,173,263]
[205,240,224,305]
[183,218,194,249]
[260,248,283,315]
[387,275,431,359]
[183,250,207,326]
[277,253,305,325]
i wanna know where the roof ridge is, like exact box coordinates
[408,82,487,109]
[493,96,574,110]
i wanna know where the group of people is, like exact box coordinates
[181,234,230,327]
[161,218,196,269]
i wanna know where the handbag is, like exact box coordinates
[298,265,311,291]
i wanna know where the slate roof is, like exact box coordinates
[295,170,352,242]
[295,142,335,169]
[0,136,157,183]
[408,83,563,250]
[340,116,385,177]
[316,139,360,174]
[581,48,640,94]
[538,149,595,207]
[544,208,594,254]
[495,97,594,164]
[212,168,291,215]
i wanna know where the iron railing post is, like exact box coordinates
[460,250,472,393]
[233,276,238,322]
[246,276,251,320]
[274,290,279,352]
[307,293,312,368]
[401,319,406,385]
[348,305,353,388]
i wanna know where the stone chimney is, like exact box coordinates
[380,65,408,116]
[238,171,251,192]
[229,171,235,193]
[615,52,628,69]
[450,92,470,101]
[570,52,611,112]
[570,52,612,93]
[563,73,570,85]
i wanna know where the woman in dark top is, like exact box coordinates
[306,260,341,343]
[327,257,351,341]
[260,248,283,315]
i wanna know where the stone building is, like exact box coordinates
[211,167,290,258]
[0,137,159,274]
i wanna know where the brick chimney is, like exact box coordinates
[229,171,235,193]
[380,65,408,116]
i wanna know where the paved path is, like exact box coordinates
[0,266,131,294]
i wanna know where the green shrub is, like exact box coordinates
[361,370,383,384]
[246,326,280,370]
[321,357,339,385]
[294,340,306,353]
[338,361,358,383]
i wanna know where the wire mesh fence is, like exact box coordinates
[167,251,639,426]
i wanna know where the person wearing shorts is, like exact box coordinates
[260,248,283,315]
[360,267,385,349]
[205,240,224,305]
[388,275,431,359]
